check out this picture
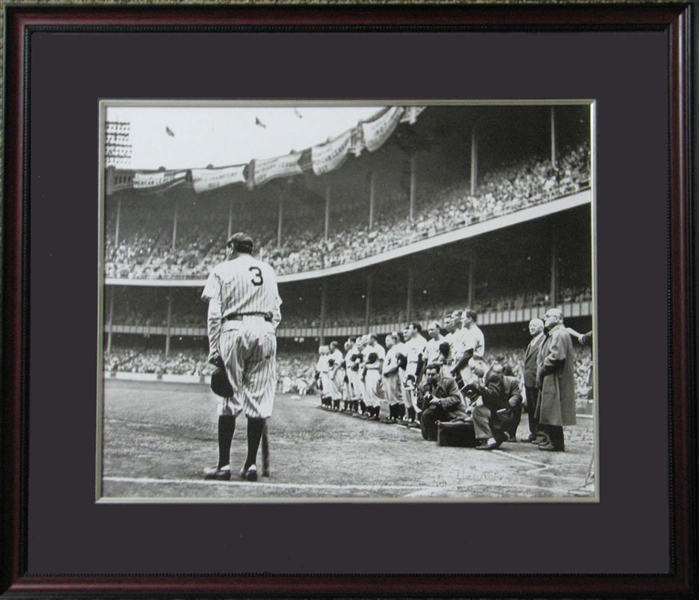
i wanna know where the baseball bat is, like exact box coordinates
[261,422,270,477]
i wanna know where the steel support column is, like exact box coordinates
[365,274,373,330]
[409,154,417,222]
[470,127,478,196]
[406,267,414,322]
[165,292,173,356]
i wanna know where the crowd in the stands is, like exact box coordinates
[104,347,212,376]
[274,286,592,330]
[103,345,320,390]
[104,142,590,279]
[106,285,591,332]
[103,340,593,401]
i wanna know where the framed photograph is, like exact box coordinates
[2,2,695,597]
[98,99,595,504]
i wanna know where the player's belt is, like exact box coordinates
[223,311,273,322]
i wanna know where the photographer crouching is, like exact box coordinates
[418,363,468,441]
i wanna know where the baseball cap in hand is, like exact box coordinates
[211,364,234,397]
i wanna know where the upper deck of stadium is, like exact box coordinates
[103,104,591,285]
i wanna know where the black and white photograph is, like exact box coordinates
[99,101,595,502]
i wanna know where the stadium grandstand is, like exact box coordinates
[102,103,593,410]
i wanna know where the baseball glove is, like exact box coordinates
[395,352,408,370]
[210,358,234,398]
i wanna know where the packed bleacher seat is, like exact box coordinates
[105,142,590,279]
[104,344,319,385]
[104,347,212,376]
[105,338,592,401]
[276,287,591,330]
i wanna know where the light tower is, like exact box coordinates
[105,120,132,166]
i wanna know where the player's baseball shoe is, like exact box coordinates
[240,464,258,482]
[203,466,232,481]
[476,438,502,450]
[538,441,564,452]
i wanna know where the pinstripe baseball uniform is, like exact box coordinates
[362,341,385,407]
[382,343,404,406]
[405,335,426,379]
[319,349,342,401]
[353,339,368,403]
[452,326,476,382]
[317,350,331,398]
[346,342,363,400]
[392,339,408,405]
[469,323,485,357]
[403,334,426,410]
[441,331,455,377]
[425,334,446,364]
[202,253,282,419]
[330,348,345,400]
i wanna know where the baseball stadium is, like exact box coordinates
[100,103,595,501]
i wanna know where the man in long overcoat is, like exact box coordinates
[523,318,545,442]
[535,308,576,451]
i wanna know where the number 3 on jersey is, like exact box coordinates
[249,266,264,286]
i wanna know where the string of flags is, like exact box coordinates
[106,106,425,196]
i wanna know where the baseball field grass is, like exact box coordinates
[101,379,596,501]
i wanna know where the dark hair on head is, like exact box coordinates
[369,333,377,341]
[227,232,254,254]
[348,336,357,343]
[410,322,422,332]
[330,341,339,349]
[465,309,478,322]
[425,362,442,373]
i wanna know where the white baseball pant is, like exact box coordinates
[218,317,277,419]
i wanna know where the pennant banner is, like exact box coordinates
[311,130,352,176]
[250,152,303,188]
[298,148,313,172]
[191,164,247,193]
[108,107,427,195]
[133,170,188,190]
[401,106,426,125]
[361,106,405,152]
[349,127,365,157]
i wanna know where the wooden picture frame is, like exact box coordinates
[2,3,695,597]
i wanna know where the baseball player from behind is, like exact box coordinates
[201,232,282,482]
